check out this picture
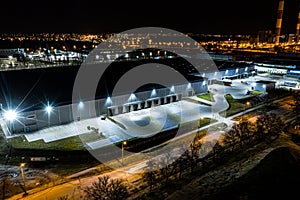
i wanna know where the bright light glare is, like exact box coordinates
[128,93,137,102]
[79,101,84,108]
[4,110,17,121]
[151,89,157,97]
[170,85,175,93]
[187,83,191,89]
[45,105,53,114]
[106,97,112,106]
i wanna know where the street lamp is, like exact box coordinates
[198,117,205,129]
[45,103,53,127]
[20,163,28,196]
[245,101,251,107]
[122,141,127,166]
[242,101,251,121]
[78,101,84,109]
[3,109,18,122]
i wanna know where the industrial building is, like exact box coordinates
[192,64,256,82]
[285,69,300,79]
[253,80,276,92]
[2,63,257,134]
[3,79,208,134]
[0,48,25,57]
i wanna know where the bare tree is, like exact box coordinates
[239,120,253,144]
[0,175,12,199]
[212,141,225,162]
[58,195,69,200]
[255,115,267,141]
[292,91,300,123]
[263,113,284,139]
[174,147,189,179]
[158,153,178,185]
[143,159,159,193]
[254,113,283,141]
[84,175,128,200]
[187,137,202,172]
[223,124,239,151]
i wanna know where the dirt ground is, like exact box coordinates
[165,129,300,200]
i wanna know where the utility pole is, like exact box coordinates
[122,141,127,166]
[19,163,28,196]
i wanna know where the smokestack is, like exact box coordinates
[296,5,300,42]
[275,0,284,44]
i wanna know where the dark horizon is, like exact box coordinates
[0,0,299,35]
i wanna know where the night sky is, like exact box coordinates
[0,0,299,34]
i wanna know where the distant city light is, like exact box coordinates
[245,67,248,72]
[3,110,17,122]
[225,70,229,74]
[236,68,239,73]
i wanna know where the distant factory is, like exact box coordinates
[255,0,300,44]
[275,0,300,44]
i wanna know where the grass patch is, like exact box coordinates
[9,136,85,150]
[8,131,103,151]
[143,120,224,154]
[224,94,250,117]
[226,92,280,118]
[198,93,215,102]
[251,90,264,96]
